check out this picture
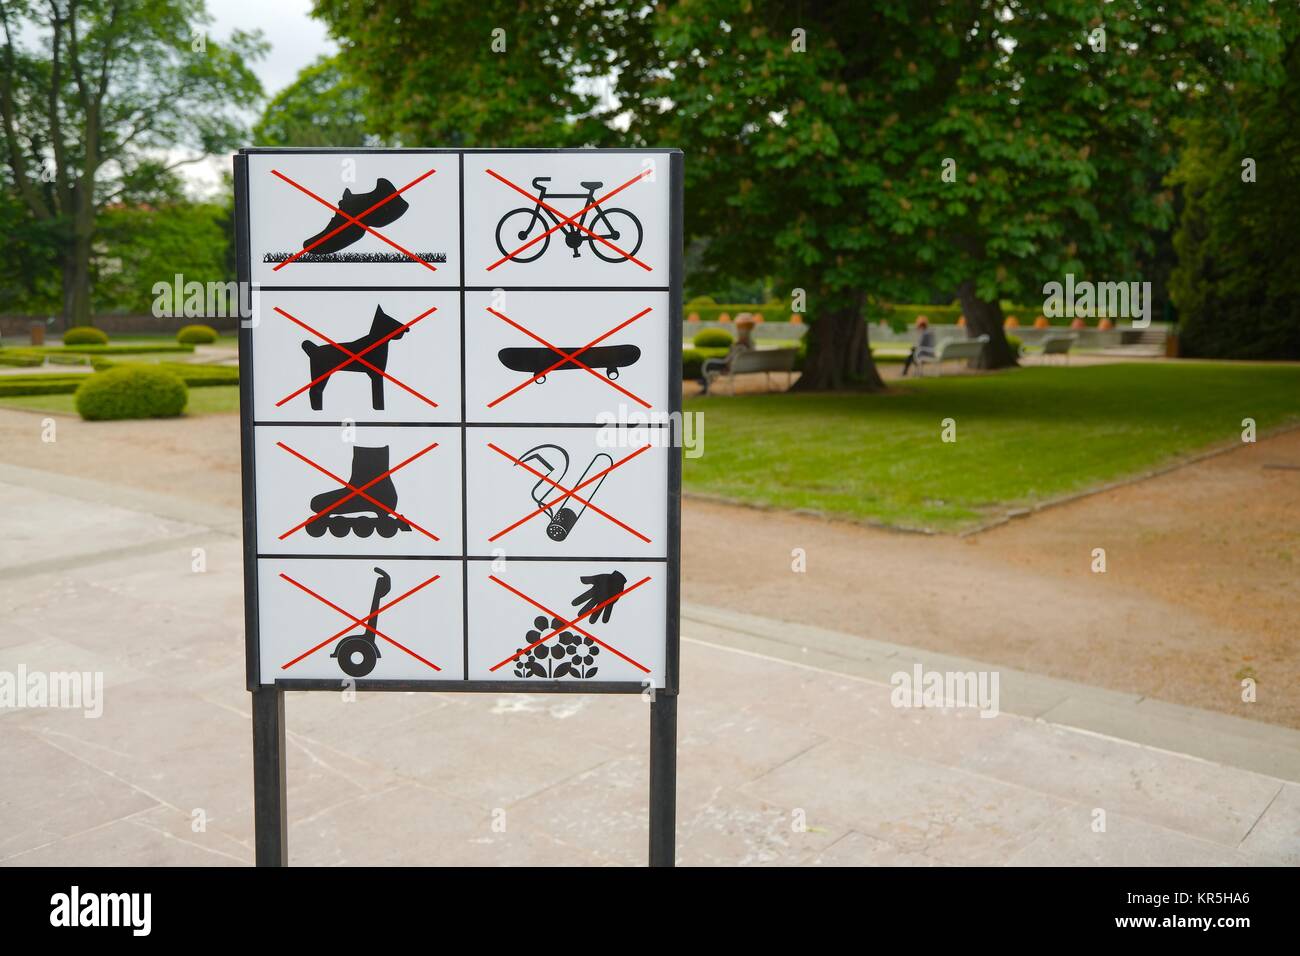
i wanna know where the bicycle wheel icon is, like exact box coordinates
[493,179,645,264]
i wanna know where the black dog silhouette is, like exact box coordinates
[302,304,409,411]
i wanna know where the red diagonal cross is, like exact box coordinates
[486,306,652,409]
[279,572,442,671]
[277,305,437,408]
[275,306,438,410]
[277,440,440,541]
[488,443,650,543]
[488,574,652,673]
[486,168,652,271]
[271,167,438,272]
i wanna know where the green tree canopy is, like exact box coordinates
[254,53,372,147]
[0,0,264,326]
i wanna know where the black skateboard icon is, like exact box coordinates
[498,344,640,383]
[306,445,412,538]
[302,304,409,410]
[331,567,390,678]
[302,177,409,255]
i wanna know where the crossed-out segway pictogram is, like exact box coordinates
[279,570,443,674]
[270,167,439,272]
[487,574,652,674]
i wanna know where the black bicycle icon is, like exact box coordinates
[494,177,644,264]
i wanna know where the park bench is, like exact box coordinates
[913,335,989,376]
[1037,334,1075,364]
[703,347,798,394]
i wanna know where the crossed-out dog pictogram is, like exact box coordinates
[270,167,438,272]
[487,443,652,543]
[277,440,441,541]
[486,168,653,272]
[487,574,652,673]
[279,571,443,671]
[274,305,439,410]
[486,305,653,410]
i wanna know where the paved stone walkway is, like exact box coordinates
[0,460,1296,866]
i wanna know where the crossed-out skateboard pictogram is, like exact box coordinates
[485,168,653,272]
[487,442,652,544]
[274,305,439,410]
[486,305,653,410]
[487,574,652,673]
[279,570,443,672]
[270,167,438,272]
[277,440,441,541]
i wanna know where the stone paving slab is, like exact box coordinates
[0,471,1296,866]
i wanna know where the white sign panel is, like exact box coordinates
[237,149,680,692]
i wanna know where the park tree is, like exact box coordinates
[646,0,1283,382]
[0,0,263,328]
[254,54,372,148]
[314,0,1283,388]
[1169,7,1299,360]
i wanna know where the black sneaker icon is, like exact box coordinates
[302,178,409,255]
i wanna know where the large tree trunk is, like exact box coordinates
[60,232,94,329]
[790,291,885,391]
[956,280,1018,369]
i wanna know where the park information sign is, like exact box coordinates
[234,148,683,866]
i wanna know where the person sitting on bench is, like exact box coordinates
[699,314,755,393]
[901,316,936,376]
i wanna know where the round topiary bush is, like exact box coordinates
[177,324,218,345]
[693,328,734,349]
[63,326,109,346]
[74,366,188,421]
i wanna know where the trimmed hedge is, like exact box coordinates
[177,324,219,345]
[0,349,44,367]
[59,343,195,355]
[75,366,188,420]
[685,300,793,324]
[63,326,109,346]
[0,363,237,399]
[692,328,734,349]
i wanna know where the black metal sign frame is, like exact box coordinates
[234,147,682,867]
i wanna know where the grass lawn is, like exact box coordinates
[0,385,241,417]
[683,361,1300,531]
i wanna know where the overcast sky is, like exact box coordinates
[191,0,336,193]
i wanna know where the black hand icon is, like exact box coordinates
[571,571,628,624]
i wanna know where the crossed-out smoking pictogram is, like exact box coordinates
[488,574,652,673]
[487,305,653,410]
[279,571,443,671]
[270,167,438,272]
[487,443,652,543]
[275,305,439,409]
[486,168,653,271]
[277,440,441,541]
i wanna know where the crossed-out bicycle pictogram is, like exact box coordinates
[486,167,653,271]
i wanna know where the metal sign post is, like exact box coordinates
[235,148,682,866]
